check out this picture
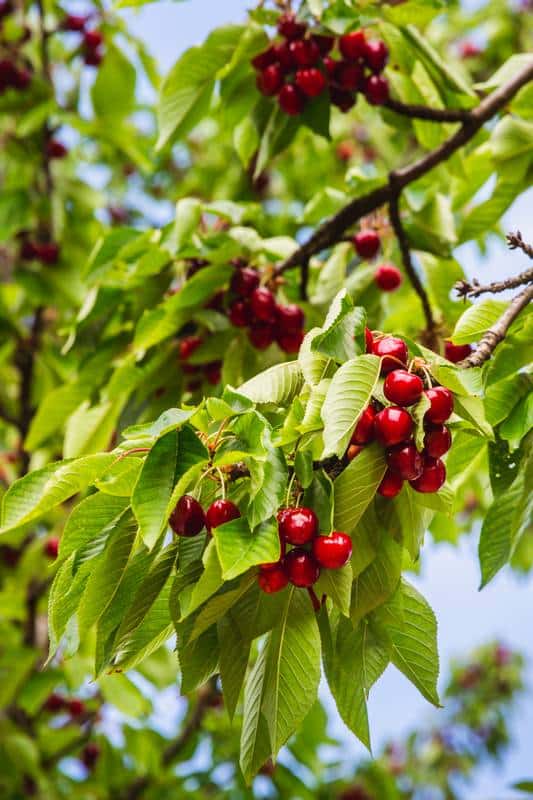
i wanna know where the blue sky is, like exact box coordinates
[122,3,533,796]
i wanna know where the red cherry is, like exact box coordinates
[330,87,356,112]
[36,242,60,264]
[378,469,403,498]
[365,74,390,105]
[229,300,250,327]
[44,692,66,712]
[44,536,59,559]
[276,303,304,331]
[257,63,283,96]
[283,548,320,587]
[410,456,446,493]
[375,263,402,291]
[350,404,376,445]
[251,46,277,71]
[169,495,205,537]
[311,34,334,55]
[278,506,318,545]
[295,67,326,97]
[179,335,202,361]
[364,40,389,73]
[289,38,320,67]
[424,425,452,458]
[277,12,307,40]
[337,61,365,92]
[383,369,423,406]
[68,698,86,717]
[273,41,295,71]
[83,29,103,49]
[387,443,423,480]
[0,0,13,18]
[444,341,472,363]
[249,323,275,350]
[276,329,304,354]
[258,563,289,594]
[323,56,338,78]
[374,407,413,447]
[205,361,222,385]
[206,499,240,530]
[365,327,374,353]
[372,336,408,374]
[312,532,352,569]
[278,83,306,115]
[46,139,68,159]
[339,30,367,61]
[353,230,380,260]
[12,66,31,90]
[81,742,100,769]
[62,13,88,32]
[250,287,277,322]
[459,41,481,59]
[231,266,259,297]
[424,386,454,424]
[84,49,103,67]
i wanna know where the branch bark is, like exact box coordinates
[384,97,472,122]
[507,230,533,260]
[455,267,533,298]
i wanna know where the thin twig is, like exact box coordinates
[384,97,471,123]
[455,267,533,298]
[507,230,533,259]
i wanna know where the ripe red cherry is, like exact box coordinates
[372,336,408,374]
[12,66,31,90]
[350,404,376,445]
[424,386,454,424]
[84,49,103,67]
[278,506,318,545]
[169,495,205,537]
[283,549,320,587]
[295,68,326,97]
[81,742,100,769]
[410,456,446,493]
[339,30,367,61]
[35,242,60,264]
[278,83,306,115]
[44,692,65,712]
[273,41,295,71]
[249,323,275,350]
[312,532,352,569]
[250,287,277,322]
[46,139,68,159]
[276,329,304,354]
[323,56,338,78]
[387,443,423,480]
[383,369,423,406]
[444,341,472,363]
[206,499,240,531]
[276,303,304,331]
[228,300,250,328]
[68,698,86,717]
[62,13,88,32]
[289,38,320,67]
[374,406,413,447]
[205,361,222,385]
[251,46,277,71]
[337,62,365,92]
[364,40,389,73]
[311,34,334,55]
[330,87,356,112]
[179,335,202,361]
[44,536,59,559]
[424,425,452,458]
[83,29,103,49]
[375,263,402,291]
[258,563,289,594]
[365,327,374,353]
[257,64,283,96]
[378,469,403,498]
[365,75,390,105]
[277,12,306,40]
[353,230,380,260]
[231,266,259,297]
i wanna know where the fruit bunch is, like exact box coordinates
[43,693,87,717]
[20,238,60,265]
[251,12,390,116]
[61,12,104,67]
[169,495,241,537]
[351,229,403,291]
[258,508,352,594]
[348,329,454,498]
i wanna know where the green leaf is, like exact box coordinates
[315,563,353,617]
[392,485,434,559]
[122,407,196,442]
[351,532,402,625]
[299,327,333,387]
[238,361,304,405]
[454,395,494,439]
[311,291,364,363]
[91,43,136,120]
[491,117,533,162]
[475,54,533,91]
[452,299,507,344]
[60,493,129,563]
[333,444,387,535]
[321,355,381,458]
[303,471,334,535]
[218,612,251,720]
[214,517,280,581]
[190,573,256,642]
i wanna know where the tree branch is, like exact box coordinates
[384,97,472,123]
[455,267,533,298]
[276,61,533,275]
[507,230,533,260]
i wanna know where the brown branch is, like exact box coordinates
[276,61,533,275]
[459,283,533,368]
[384,97,471,123]
[455,267,533,299]
[507,230,533,259]
[15,308,44,475]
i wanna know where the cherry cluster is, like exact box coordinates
[20,237,60,265]
[251,13,390,116]
[43,692,87,717]
[258,507,352,594]
[348,329,454,497]
[169,494,241,537]
[178,335,223,390]
[351,228,403,291]
[61,13,104,67]
[0,2,32,94]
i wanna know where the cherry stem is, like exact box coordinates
[286,471,297,507]
[114,447,150,463]
[307,587,321,613]
[216,467,226,500]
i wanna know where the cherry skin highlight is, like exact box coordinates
[277,12,306,40]
[372,336,408,374]
[258,563,289,594]
[169,495,205,537]
[206,499,240,530]
[374,406,413,447]
[339,30,367,61]
[387,443,423,480]
[283,548,320,587]
[424,425,452,458]
[383,369,424,406]
[424,386,454,424]
[375,262,402,291]
[278,83,306,115]
[364,40,389,72]
[278,506,318,545]
[295,67,326,97]
[410,456,446,493]
[353,230,380,260]
[365,74,390,105]
[250,287,277,322]
[312,532,352,569]
[228,299,250,328]
[179,335,202,361]
[257,64,283,96]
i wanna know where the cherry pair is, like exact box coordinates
[169,495,240,537]
[21,240,60,265]
[43,693,86,717]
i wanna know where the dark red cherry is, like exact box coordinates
[68,698,86,717]
[283,548,320,587]
[276,303,304,331]
[372,336,408,374]
[330,87,356,112]
[84,48,103,67]
[424,386,454,424]
[375,262,402,291]
[36,242,60,264]
[229,300,250,328]
[179,335,202,361]
[365,327,374,353]
[44,536,59,559]
[337,61,364,92]
[387,443,423,481]
[273,41,295,71]
[169,495,205,537]
[364,74,390,105]
[231,266,259,297]
[410,456,446,493]
[323,56,338,78]
[46,139,68,159]
[311,34,334,55]
[277,12,306,40]
[424,425,452,458]
[81,742,100,769]
[206,499,240,530]
[257,63,283,96]
[205,361,222,386]
[312,532,352,569]
[289,38,320,67]
[353,230,380,260]
[250,287,277,321]
[383,369,423,406]
[258,563,289,594]
[44,692,66,712]
[278,83,306,115]
[364,40,389,73]
[83,29,103,49]
[276,329,304,354]
[374,406,413,447]
[295,67,326,97]
[339,30,367,61]
[378,468,403,498]
[62,13,88,32]
[444,341,472,363]
[12,66,31,90]
[278,506,318,545]
[248,323,275,350]
[350,405,376,445]
[251,46,277,71]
